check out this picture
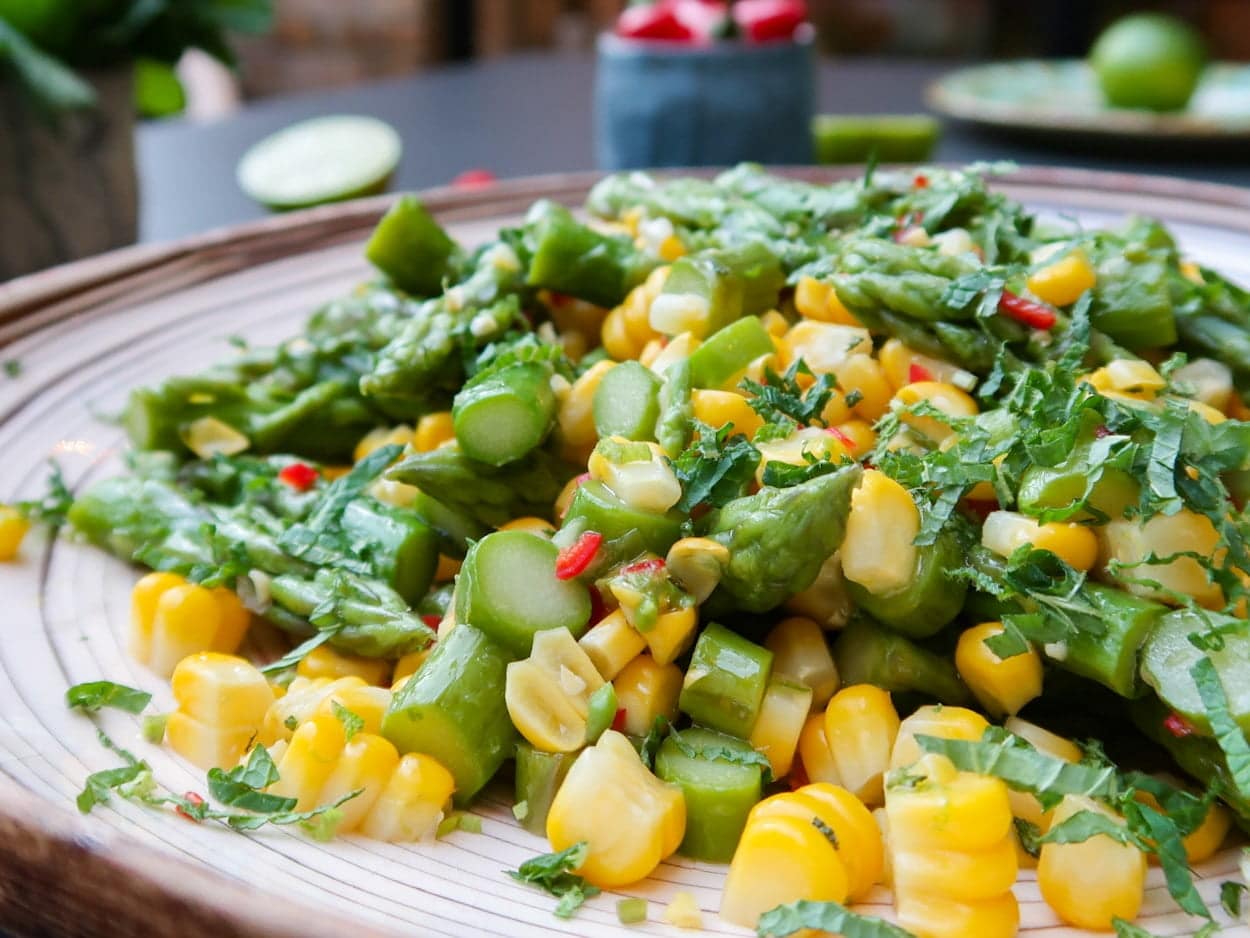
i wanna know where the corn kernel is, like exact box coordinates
[793,275,860,325]
[886,754,1013,853]
[558,360,615,458]
[893,381,979,443]
[1037,795,1146,930]
[317,733,400,832]
[841,470,920,598]
[755,427,846,485]
[1026,250,1097,307]
[765,617,838,711]
[613,653,682,737]
[662,892,702,930]
[823,684,899,806]
[891,705,989,770]
[355,425,414,463]
[360,751,456,842]
[1099,510,1223,607]
[261,675,368,744]
[691,389,763,438]
[270,713,349,811]
[130,571,188,664]
[297,644,391,686]
[579,609,646,680]
[832,419,876,458]
[955,622,1043,718]
[798,712,841,785]
[895,890,1019,938]
[647,331,701,374]
[148,582,232,678]
[759,309,789,337]
[316,683,392,737]
[167,652,273,770]
[878,338,976,393]
[981,509,1098,572]
[665,537,729,605]
[783,321,872,376]
[838,353,894,421]
[434,554,461,582]
[506,627,605,752]
[0,506,30,562]
[748,680,812,778]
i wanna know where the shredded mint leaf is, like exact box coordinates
[260,629,337,675]
[741,359,834,427]
[18,463,73,527]
[760,454,843,489]
[756,900,917,938]
[1221,880,1247,918]
[3,359,21,379]
[913,729,1116,810]
[223,789,361,832]
[331,701,364,740]
[207,745,295,814]
[66,680,152,715]
[639,715,670,770]
[508,841,601,919]
[1190,657,1250,802]
[1014,818,1042,858]
[673,421,760,512]
[1038,809,1139,848]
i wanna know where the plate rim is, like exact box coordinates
[2,165,1250,938]
[926,59,1250,140]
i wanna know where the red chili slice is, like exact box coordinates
[612,707,629,732]
[621,557,666,576]
[825,426,855,449]
[588,585,609,625]
[421,614,443,631]
[913,173,929,189]
[998,290,1057,330]
[176,791,205,822]
[555,531,604,580]
[908,362,934,384]
[278,462,319,492]
[1163,712,1195,738]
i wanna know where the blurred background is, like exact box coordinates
[200,1,1250,116]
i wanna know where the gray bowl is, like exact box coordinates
[595,29,816,170]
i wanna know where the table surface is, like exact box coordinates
[137,53,1250,243]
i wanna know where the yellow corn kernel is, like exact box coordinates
[355,425,413,463]
[297,644,390,686]
[754,427,847,486]
[721,812,850,929]
[183,416,249,458]
[130,571,188,664]
[890,705,989,771]
[613,653,683,737]
[765,617,838,711]
[657,234,686,262]
[759,309,790,337]
[980,509,1098,572]
[643,605,699,666]
[601,307,635,361]
[793,275,860,326]
[832,419,876,459]
[1099,510,1224,607]
[167,652,274,770]
[894,835,1018,904]
[648,331,701,374]
[589,438,682,514]
[261,675,368,744]
[665,537,729,605]
[547,291,609,349]
[411,412,453,452]
[316,684,392,737]
[547,730,685,888]
[836,353,893,422]
[579,609,646,680]
[558,360,615,458]
[0,506,30,562]
[1037,795,1146,930]
[211,588,251,654]
[498,516,556,537]
[269,713,349,811]
[797,713,841,785]
[316,732,400,832]
[955,622,1043,718]
[785,551,855,630]
[895,891,1020,938]
[637,337,665,369]
[818,389,853,426]
[886,754,1013,853]
[878,338,977,393]
[148,582,232,678]
[894,381,979,443]
[783,321,872,375]
[1173,357,1233,410]
[1181,802,1231,863]
[172,651,274,730]
[1026,250,1097,307]
[434,554,461,583]
[359,751,456,842]
[749,680,813,779]
[554,473,586,521]
[823,684,900,806]
[391,650,429,687]
[691,389,763,438]
[506,627,605,752]
[792,783,884,898]
[629,266,670,341]
[662,892,702,929]
[840,469,920,598]
[1189,399,1228,424]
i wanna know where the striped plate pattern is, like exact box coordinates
[0,170,1248,938]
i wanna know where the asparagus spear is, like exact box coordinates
[68,475,434,658]
[387,442,577,528]
[705,463,861,613]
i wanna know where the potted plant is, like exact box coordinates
[595,0,815,170]
[0,1,273,280]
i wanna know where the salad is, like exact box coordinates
[10,163,1250,936]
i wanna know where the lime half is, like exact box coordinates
[812,115,940,164]
[237,115,403,211]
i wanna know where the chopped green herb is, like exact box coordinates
[1220,880,1247,918]
[66,680,152,715]
[283,715,300,731]
[260,630,338,676]
[741,359,834,428]
[508,841,601,920]
[669,728,774,784]
[3,359,21,379]
[673,420,760,512]
[756,899,917,938]
[331,701,364,740]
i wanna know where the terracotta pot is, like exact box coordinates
[0,68,138,281]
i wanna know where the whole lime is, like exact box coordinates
[1089,13,1208,112]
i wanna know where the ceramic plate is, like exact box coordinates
[928,60,1250,142]
[0,169,1248,938]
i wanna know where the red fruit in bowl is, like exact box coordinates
[616,2,696,41]
[733,0,808,42]
[672,0,730,40]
